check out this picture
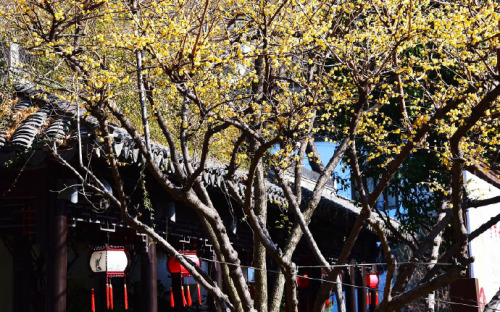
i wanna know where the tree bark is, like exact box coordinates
[253,161,268,312]
[426,211,445,312]
[306,140,325,173]
[285,265,299,312]
[270,273,286,312]
[334,274,347,312]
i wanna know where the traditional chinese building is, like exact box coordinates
[0,83,389,312]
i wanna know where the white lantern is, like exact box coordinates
[89,246,130,311]
[89,247,128,274]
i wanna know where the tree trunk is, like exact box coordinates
[285,265,299,312]
[426,212,445,312]
[200,217,243,311]
[270,272,286,312]
[253,161,268,312]
[334,274,346,312]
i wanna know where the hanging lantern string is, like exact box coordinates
[174,258,498,312]
[295,262,455,268]
[199,257,454,271]
[197,257,458,291]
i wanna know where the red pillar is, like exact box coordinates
[346,260,357,312]
[12,236,31,312]
[357,264,367,312]
[46,200,67,312]
[142,240,158,312]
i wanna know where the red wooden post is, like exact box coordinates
[346,260,357,312]
[46,199,67,312]
[141,240,158,312]
[357,263,367,312]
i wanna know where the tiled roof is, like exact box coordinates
[0,83,399,236]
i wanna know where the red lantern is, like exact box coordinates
[366,272,379,307]
[167,251,201,277]
[366,273,379,289]
[297,274,309,289]
[167,251,203,307]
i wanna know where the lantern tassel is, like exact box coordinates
[124,280,129,310]
[110,281,114,310]
[91,287,95,312]
[187,285,192,306]
[181,286,187,307]
[375,292,379,305]
[106,278,110,309]
[197,284,201,305]
[170,287,175,307]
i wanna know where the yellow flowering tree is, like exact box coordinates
[1,0,500,312]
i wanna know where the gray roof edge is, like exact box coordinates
[7,83,401,237]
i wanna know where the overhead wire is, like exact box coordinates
[199,256,500,311]
[199,256,454,270]
[296,262,455,268]
[199,256,455,290]
[430,298,500,312]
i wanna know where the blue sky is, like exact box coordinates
[302,142,351,198]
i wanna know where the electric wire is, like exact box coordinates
[198,257,500,311]
[199,257,456,290]
[199,256,454,270]
[431,298,500,312]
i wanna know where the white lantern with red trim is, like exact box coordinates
[89,246,130,311]
[90,247,128,273]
